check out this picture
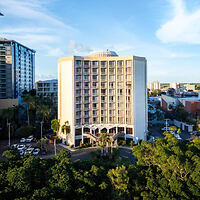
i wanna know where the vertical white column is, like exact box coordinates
[124,126,127,140]
[82,126,84,144]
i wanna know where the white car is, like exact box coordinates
[32,148,40,156]
[20,138,26,143]
[17,144,25,151]
[11,144,18,149]
[26,137,33,143]
[24,148,34,155]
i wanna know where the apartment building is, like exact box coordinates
[35,79,58,106]
[0,38,35,99]
[58,50,147,146]
[147,81,160,91]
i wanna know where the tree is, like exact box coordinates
[37,105,50,121]
[22,94,36,125]
[170,126,177,133]
[61,121,70,135]
[51,119,60,135]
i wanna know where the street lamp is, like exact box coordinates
[165,119,169,131]
[40,121,44,150]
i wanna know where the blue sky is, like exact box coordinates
[0,0,200,83]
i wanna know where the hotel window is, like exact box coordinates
[76,68,81,73]
[101,61,106,66]
[101,68,106,73]
[101,89,106,95]
[109,61,115,67]
[92,82,97,87]
[101,75,106,80]
[84,61,89,66]
[84,68,89,73]
[93,110,96,115]
[84,89,89,94]
[76,82,81,87]
[109,82,114,88]
[76,119,81,124]
[76,111,81,117]
[84,82,89,87]
[117,60,123,67]
[101,110,104,115]
[101,103,105,108]
[93,75,97,80]
[92,68,97,73]
[76,75,81,81]
[92,89,97,95]
[93,103,97,108]
[76,96,81,102]
[84,96,89,101]
[84,111,89,115]
[93,118,96,123]
[92,61,98,66]
[76,60,81,66]
[101,96,105,101]
[85,118,89,123]
[84,75,89,80]
[101,117,104,122]
[84,104,89,109]
[92,96,97,101]
[76,89,81,95]
[76,104,81,109]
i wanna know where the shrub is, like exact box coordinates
[15,126,34,138]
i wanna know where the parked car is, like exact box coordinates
[26,137,34,143]
[25,144,32,148]
[20,138,26,143]
[24,148,34,155]
[33,148,40,156]
[11,144,18,149]
[17,144,25,151]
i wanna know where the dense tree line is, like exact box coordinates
[1,132,200,199]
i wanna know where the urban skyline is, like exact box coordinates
[0,0,200,83]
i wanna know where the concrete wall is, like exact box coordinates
[0,98,18,109]
[58,58,74,145]
[133,57,147,140]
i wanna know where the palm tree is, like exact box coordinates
[98,132,111,156]
[51,119,60,135]
[22,94,36,125]
[61,121,70,135]
[37,105,50,121]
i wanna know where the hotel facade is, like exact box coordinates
[58,50,147,146]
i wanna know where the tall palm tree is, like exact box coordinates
[22,94,36,125]
[98,132,111,156]
[37,105,50,121]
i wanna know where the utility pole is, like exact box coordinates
[54,138,56,155]
[165,119,169,131]
[40,121,43,150]
[7,122,11,146]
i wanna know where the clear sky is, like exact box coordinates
[0,0,200,83]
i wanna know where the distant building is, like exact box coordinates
[58,50,148,146]
[148,81,160,91]
[0,38,35,99]
[184,83,196,91]
[161,94,200,117]
[170,82,179,90]
[35,79,57,106]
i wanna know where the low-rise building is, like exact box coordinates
[35,79,58,106]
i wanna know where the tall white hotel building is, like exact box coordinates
[58,50,147,146]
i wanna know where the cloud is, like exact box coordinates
[35,73,56,81]
[156,0,200,44]
[67,40,92,54]
[0,0,74,30]
[45,47,64,57]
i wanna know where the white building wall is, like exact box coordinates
[58,59,74,145]
[133,57,147,140]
